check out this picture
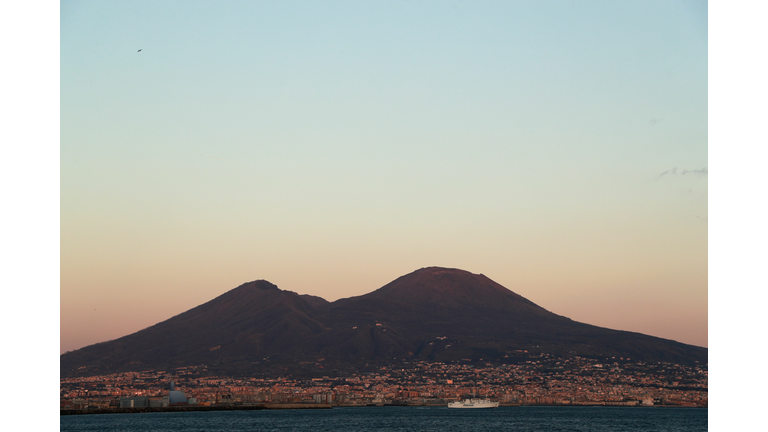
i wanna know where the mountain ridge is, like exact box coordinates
[61,267,706,377]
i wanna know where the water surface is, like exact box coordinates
[61,406,707,432]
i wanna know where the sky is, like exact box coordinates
[59,0,708,354]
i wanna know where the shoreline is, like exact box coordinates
[60,403,332,415]
[60,403,704,416]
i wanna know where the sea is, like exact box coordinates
[60,406,707,431]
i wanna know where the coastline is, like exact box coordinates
[60,402,705,416]
[60,403,332,415]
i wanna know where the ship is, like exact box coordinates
[447,398,500,408]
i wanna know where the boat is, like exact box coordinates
[447,398,499,408]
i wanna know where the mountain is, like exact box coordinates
[61,267,706,377]
[60,280,327,376]
[299,294,330,308]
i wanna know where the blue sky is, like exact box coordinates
[59,0,707,352]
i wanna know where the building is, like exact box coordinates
[169,381,188,405]
[119,396,148,408]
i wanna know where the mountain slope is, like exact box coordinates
[60,280,326,375]
[314,267,705,364]
[61,268,706,377]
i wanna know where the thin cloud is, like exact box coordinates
[658,167,707,178]
[681,168,707,176]
[658,167,677,177]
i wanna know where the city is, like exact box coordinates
[61,353,707,413]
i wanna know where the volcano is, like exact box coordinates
[61,267,706,377]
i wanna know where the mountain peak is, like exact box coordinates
[414,266,477,275]
[365,266,526,309]
[236,280,280,291]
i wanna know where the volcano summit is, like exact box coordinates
[61,267,706,377]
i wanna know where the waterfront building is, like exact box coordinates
[169,381,188,405]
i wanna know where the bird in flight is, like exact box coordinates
[137,49,142,52]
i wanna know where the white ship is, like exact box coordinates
[447,398,499,408]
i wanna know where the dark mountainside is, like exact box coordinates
[61,267,707,378]
[299,294,330,308]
